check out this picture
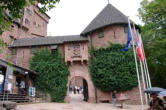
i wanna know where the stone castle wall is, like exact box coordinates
[88,24,136,48]
[86,24,144,104]
[96,82,146,105]
[0,4,49,63]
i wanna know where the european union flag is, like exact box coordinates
[123,23,132,51]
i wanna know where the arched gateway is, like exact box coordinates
[65,61,96,103]
[69,76,89,102]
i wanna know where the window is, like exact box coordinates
[98,29,104,38]
[51,45,58,54]
[10,36,14,39]
[11,49,17,55]
[23,51,24,59]
[11,25,14,28]
[124,26,128,33]
[51,49,57,54]
[113,31,116,38]
[26,8,32,16]
[31,48,38,54]
[11,25,15,31]
[25,18,30,25]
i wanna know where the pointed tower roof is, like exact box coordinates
[81,4,133,36]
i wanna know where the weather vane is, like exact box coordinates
[107,0,110,4]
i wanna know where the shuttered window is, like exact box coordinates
[98,29,104,38]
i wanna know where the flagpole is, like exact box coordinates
[142,60,150,89]
[129,18,144,110]
[138,33,152,88]
[132,24,150,90]
[142,60,151,102]
[140,61,148,105]
[144,59,152,87]
[136,30,151,102]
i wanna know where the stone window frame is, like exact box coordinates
[11,25,15,28]
[31,48,38,54]
[9,36,14,40]
[98,28,104,38]
[124,26,128,33]
[113,30,116,39]
[26,8,32,16]
[22,50,24,59]
[51,49,57,54]
[51,45,58,54]
[38,24,40,27]
[25,18,30,26]
[11,48,17,55]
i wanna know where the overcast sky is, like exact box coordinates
[47,0,143,36]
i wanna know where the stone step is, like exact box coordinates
[0,93,31,103]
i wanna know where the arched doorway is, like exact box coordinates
[69,76,89,103]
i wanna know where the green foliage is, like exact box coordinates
[90,44,138,92]
[30,49,69,102]
[143,37,166,88]
[0,0,59,35]
[138,0,166,37]
[139,0,166,88]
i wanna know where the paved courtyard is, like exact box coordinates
[17,94,148,110]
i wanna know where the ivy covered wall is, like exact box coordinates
[30,49,69,102]
[90,44,139,92]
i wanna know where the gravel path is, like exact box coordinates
[17,94,148,110]
[17,103,148,110]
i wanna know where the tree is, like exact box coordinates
[139,0,166,37]
[138,0,166,88]
[0,0,59,35]
[89,44,139,92]
[30,49,69,102]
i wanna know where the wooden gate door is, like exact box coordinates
[83,79,89,101]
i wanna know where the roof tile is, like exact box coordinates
[81,4,132,35]
[10,35,88,47]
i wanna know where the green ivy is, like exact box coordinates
[30,49,69,102]
[90,44,139,92]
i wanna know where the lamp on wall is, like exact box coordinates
[25,71,28,75]
[25,71,29,95]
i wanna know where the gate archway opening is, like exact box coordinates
[69,76,89,103]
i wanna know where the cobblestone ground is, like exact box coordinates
[17,94,148,110]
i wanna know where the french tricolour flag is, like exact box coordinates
[136,31,145,62]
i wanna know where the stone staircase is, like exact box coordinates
[0,93,30,103]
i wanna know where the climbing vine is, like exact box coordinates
[90,44,139,92]
[30,49,69,102]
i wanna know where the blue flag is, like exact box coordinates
[123,23,132,51]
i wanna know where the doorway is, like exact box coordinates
[69,76,89,103]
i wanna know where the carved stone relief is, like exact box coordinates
[71,43,81,58]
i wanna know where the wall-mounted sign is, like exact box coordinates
[7,83,12,91]
[29,87,35,97]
